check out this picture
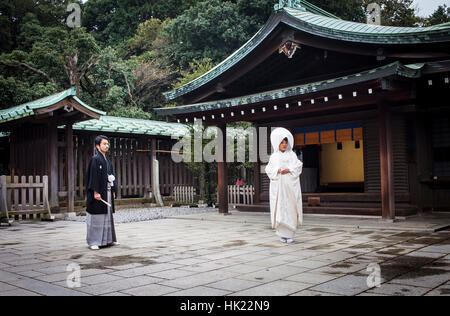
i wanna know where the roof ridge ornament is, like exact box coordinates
[279,41,301,58]
[279,31,301,59]
[274,0,304,11]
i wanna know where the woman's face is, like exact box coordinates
[279,139,288,152]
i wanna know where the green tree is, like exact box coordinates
[363,0,420,26]
[181,121,256,204]
[82,0,154,47]
[173,57,214,88]
[128,19,164,56]
[164,0,369,69]
[308,0,366,22]
[126,18,179,111]
[163,0,262,68]
[0,19,99,105]
[151,0,202,20]
[0,0,82,53]
[426,5,450,26]
[0,76,57,110]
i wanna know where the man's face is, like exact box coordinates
[97,139,110,154]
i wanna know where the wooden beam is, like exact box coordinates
[182,19,286,105]
[72,130,175,142]
[182,89,412,126]
[413,113,433,211]
[66,123,75,213]
[151,138,157,191]
[34,98,102,121]
[47,120,59,210]
[287,16,450,59]
[378,100,395,220]
[217,123,229,214]
[253,125,261,204]
[142,138,150,198]
[67,98,102,120]
[9,128,16,178]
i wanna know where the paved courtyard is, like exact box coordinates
[1,210,450,296]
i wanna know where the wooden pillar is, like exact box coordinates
[378,100,395,220]
[151,138,164,206]
[414,114,433,211]
[151,138,157,191]
[217,123,228,214]
[66,123,74,213]
[253,125,261,204]
[47,120,59,210]
[9,129,16,178]
[140,138,148,198]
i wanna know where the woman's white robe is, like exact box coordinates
[265,128,303,238]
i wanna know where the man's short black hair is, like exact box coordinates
[95,135,109,146]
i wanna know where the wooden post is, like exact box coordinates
[151,138,156,195]
[66,123,74,213]
[151,138,164,206]
[253,125,260,204]
[413,114,433,211]
[378,100,395,220]
[217,123,229,214]
[9,129,16,179]
[142,138,150,198]
[43,176,49,210]
[47,120,59,210]
[0,176,11,223]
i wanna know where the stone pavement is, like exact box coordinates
[1,211,450,296]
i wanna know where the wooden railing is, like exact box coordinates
[228,185,255,206]
[0,175,51,221]
[173,185,196,204]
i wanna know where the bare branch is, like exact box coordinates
[79,54,98,79]
[1,61,59,89]
[121,70,137,107]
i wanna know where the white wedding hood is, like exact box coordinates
[270,128,294,153]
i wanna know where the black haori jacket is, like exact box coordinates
[86,153,118,215]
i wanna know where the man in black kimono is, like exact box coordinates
[86,135,119,250]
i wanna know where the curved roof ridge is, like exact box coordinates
[163,5,450,102]
[157,60,450,117]
[285,8,450,36]
[292,0,340,19]
[0,87,106,124]
[71,115,190,137]
[163,11,281,101]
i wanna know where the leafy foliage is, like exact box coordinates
[173,58,214,89]
[363,0,420,26]
[308,0,366,22]
[0,0,443,116]
[426,5,450,26]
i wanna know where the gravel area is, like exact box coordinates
[64,207,217,224]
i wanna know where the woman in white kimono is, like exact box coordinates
[265,128,303,243]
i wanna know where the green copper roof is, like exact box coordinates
[69,116,189,138]
[164,2,450,102]
[156,60,449,117]
[0,87,106,124]
[274,0,340,19]
[283,7,450,43]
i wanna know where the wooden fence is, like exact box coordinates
[173,186,196,204]
[71,135,197,200]
[0,175,49,220]
[7,129,198,205]
[228,185,255,206]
